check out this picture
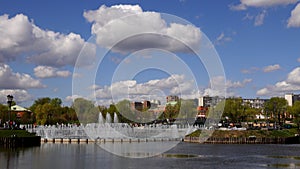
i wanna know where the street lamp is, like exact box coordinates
[7,95,13,122]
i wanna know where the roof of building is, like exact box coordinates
[11,105,31,112]
[166,101,178,106]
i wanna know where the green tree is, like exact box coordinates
[29,97,51,112]
[222,98,245,123]
[72,98,98,124]
[32,97,79,125]
[208,100,225,120]
[0,104,8,125]
[289,101,300,134]
[264,97,288,127]
[50,98,62,107]
[115,99,135,123]
[178,99,197,122]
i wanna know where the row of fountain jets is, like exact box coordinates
[98,112,119,124]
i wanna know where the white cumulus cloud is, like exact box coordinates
[230,0,298,27]
[0,14,96,67]
[203,76,252,97]
[83,4,201,53]
[287,3,300,28]
[0,64,45,89]
[263,64,281,72]
[0,89,32,104]
[254,10,267,26]
[257,67,300,96]
[92,74,198,106]
[215,32,232,45]
[230,0,298,10]
[286,67,300,84]
[34,66,71,78]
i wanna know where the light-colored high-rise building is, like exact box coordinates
[285,93,294,106]
[284,93,300,106]
[242,98,268,109]
[198,96,224,107]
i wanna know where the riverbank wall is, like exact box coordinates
[0,136,41,148]
[184,136,300,144]
[40,137,181,144]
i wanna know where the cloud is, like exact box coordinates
[71,75,250,106]
[287,3,300,28]
[0,64,45,89]
[230,0,298,27]
[257,67,300,96]
[34,66,71,78]
[0,89,32,104]
[65,94,83,103]
[263,64,281,72]
[91,74,199,105]
[214,32,232,45]
[286,67,300,84]
[229,3,247,11]
[230,0,298,10]
[254,10,267,26]
[0,14,96,67]
[227,78,252,88]
[203,76,251,97]
[241,67,260,74]
[89,84,101,90]
[83,4,201,53]
[242,64,281,74]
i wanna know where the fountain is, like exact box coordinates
[30,112,200,140]
[106,113,112,123]
[113,112,119,123]
[98,112,104,124]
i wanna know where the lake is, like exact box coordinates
[1,142,300,169]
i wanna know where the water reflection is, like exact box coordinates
[1,143,300,169]
[160,153,200,158]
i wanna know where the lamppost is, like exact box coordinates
[7,95,13,123]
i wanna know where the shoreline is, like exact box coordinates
[184,136,300,144]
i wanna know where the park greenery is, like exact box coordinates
[0,96,299,134]
[0,129,36,137]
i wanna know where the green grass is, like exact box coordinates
[0,130,36,137]
[187,129,299,138]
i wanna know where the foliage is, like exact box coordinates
[221,98,262,123]
[0,104,8,123]
[288,101,300,133]
[187,128,298,138]
[0,130,37,137]
[178,99,197,124]
[72,98,97,124]
[223,98,245,122]
[115,99,135,123]
[28,97,78,125]
[264,97,288,126]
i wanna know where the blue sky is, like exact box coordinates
[1,0,300,107]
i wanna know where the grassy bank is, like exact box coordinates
[188,128,299,138]
[0,130,36,137]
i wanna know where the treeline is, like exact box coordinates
[0,97,137,125]
[0,97,198,125]
[210,97,300,132]
[0,96,300,131]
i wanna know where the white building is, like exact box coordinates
[242,98,268,109]
[198,96,224,107]
[285,93,300,106]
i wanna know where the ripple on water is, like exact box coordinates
[268,163,300,168]
[268,156,300,160]
[267,156,300,168]
[160,153,201,159]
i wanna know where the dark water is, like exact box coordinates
[1,143,300,169]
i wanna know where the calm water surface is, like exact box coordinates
[1,143,300,169]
